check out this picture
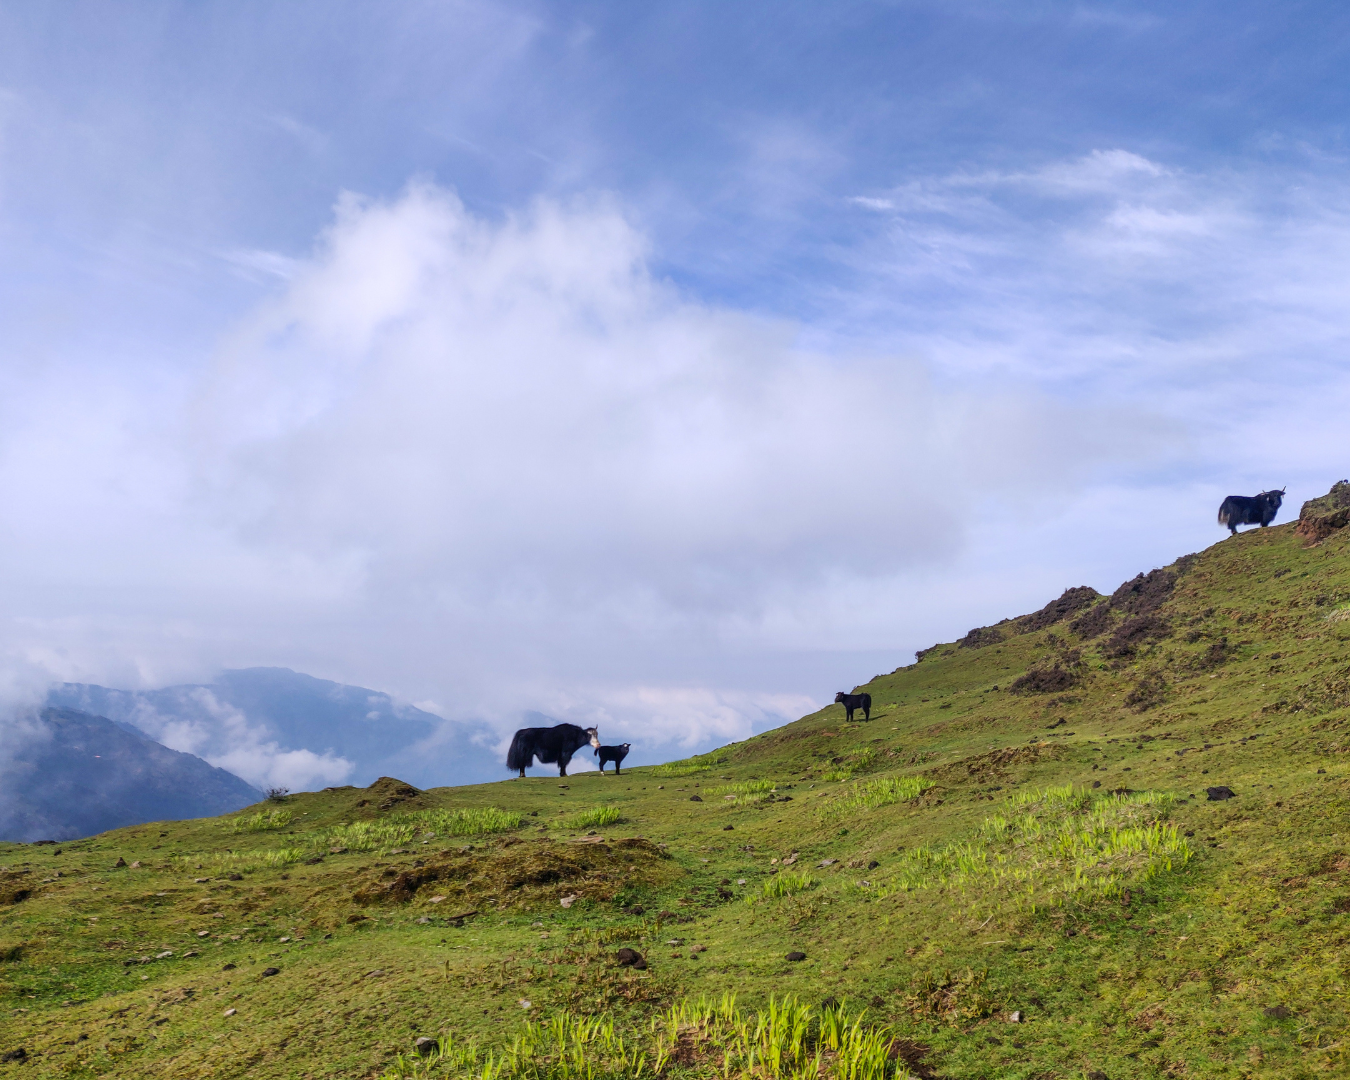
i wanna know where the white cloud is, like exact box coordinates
[119,689,354,791]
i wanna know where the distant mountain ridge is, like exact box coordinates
[0,707,261,842]
[46,668,503,792]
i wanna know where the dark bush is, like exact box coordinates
[1124,672,1168,712]
[1110,569,1177,615]
[1019,586,1100,633]
[1194,637,1230,670]
[1070,602,1115,640]
[959,625,1006,649]
[1103,614,1172,659]
[265,787,290,803]
[1010,665,1079,695]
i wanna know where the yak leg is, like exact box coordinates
[863,704,870,721]
[615,762,621,776]
[558,752,571,777]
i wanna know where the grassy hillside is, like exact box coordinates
[3,508,1349,1079]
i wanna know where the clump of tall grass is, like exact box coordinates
[230,809,293,833]
[568,805,623,829]
[180,847,308,874]
[821,747,884,782]
[380,995,913,1080]
[748,871,817,903]
[321,807,523,853]
[874,784,1191,911]
[706,779,777,801]
[819,776,933,818]
[650,761,710,778]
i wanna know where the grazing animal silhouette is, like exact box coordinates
[596,743,631,775]
[834,691,872,722]
[506,724,600,778]
[1218,488,1285,535]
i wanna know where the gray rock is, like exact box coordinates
[785,951,806,962]
[689,795,703,802]
[261,967,280,977]
[415,1036,439,1056]
[1206,786,1236,801]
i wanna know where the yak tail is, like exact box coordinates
[1217,501,1232,527]
[506,731,533,773]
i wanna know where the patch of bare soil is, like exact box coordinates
[1296,480,1350,544]
[1019,586,1100,633]
[352,836,678,908]
[1110,568,1177,615]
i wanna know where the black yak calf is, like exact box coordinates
[596,742,631,775]
[1218,488,1285,535]
[834,691,872,722]
[506,723,600,778]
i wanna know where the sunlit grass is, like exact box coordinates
[179,847,308,874]
[874,785,1191,910]
[568,805,624,829]
[819,775,933,817]
[748,871,817,903]
[229,809,293,833]
[321,807,523,853]
[380,995,912,1080]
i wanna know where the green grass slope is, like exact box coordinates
[3,512,1349,1079]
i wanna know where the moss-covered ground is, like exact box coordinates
[3,518,1349,1078]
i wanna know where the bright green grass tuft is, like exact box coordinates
[820,775,933,816]
[380,995,912,1080]
[706,779,777,799]
[322,807,524,853]
[230,809,293,832]
[568,805,623,829]
[748,871,817,903]
[875,785,1191,911]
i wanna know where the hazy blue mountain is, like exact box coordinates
[46,668,503,791]
[0,707,262,842]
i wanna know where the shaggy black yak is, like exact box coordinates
[1218,488,1285,535]
[506,723,600,778]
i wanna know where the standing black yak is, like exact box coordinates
[834,691,872,722]
[1217,488,1285,535]
[596,743,631,775]
[506,723,600,778]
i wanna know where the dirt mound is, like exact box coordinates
[351,837,679,909]
[1110,569,1176,615]
[356,777,426,812]
[1296,481,1350,544]
[1019,586,1100,633]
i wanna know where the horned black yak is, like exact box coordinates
[834,691,872,722]
[506,723,600,778]
[1218,488,1285,535]
[596,742,631,775]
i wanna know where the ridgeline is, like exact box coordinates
[3,486,1349,1078]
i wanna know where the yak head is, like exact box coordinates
[585,726,601,749]
[834,692,847,704]
[1262,488,1287,506]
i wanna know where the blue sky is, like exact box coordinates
[2,2,1348,786]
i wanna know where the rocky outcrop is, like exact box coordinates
[1296,481,1350,544]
